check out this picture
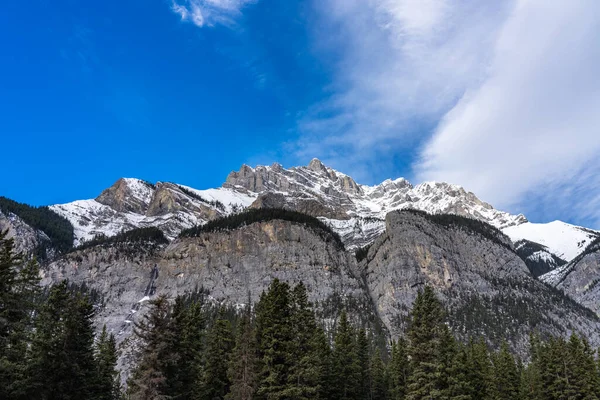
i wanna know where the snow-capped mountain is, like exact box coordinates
[504,221,598,262]
[50,179,256,246]
[47,158,598,269]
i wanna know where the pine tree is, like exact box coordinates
[311,325,334,400]
[128,295,174,400]
[95,325,121,400]
[389,338,409,400]
[564,334,598,400]
[490,342,519,400]
[406,286,445,400]
[332,311,360,400]
[227,306,258,400]
[285,282,321,399]
[540,337,569,400]
[435,324,456,398]
[466,338,493,400]
[357,328,371,400]
[0,231,41,399]
[0,230,22,345]
[579,338,599,400]
[200,308,234,400]
[448,343,472,400]
[519,334,543,400]
[27,282,97,400]
[371,348,388,400]
[255,279,293,400]
[167,297,206,399]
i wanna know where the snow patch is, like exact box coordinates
[503,221,599,262]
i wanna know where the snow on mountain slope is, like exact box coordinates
[51,179,257,246]
[178,186,257,213]
[503,221,599,262]
[50,199,201,245]
[45,159,597,263]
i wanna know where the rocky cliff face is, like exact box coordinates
[541,238,600,315]
[0,210,54,258]
[41,211,600,368]
[363,211,600,353]
[41,219,370,342]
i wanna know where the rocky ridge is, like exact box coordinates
[40,210,600,368]
[541,238,600,314]
[48,159,532,251]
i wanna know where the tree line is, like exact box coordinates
[127,281,600,400]
[0,196,74,254]
[73,226,168,252]
[0,229,120,399]
[179,208,344,250]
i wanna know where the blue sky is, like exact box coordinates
[2,0,600,228]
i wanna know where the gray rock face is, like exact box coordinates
[42,219,368,343]
[41,211,600,367]
[541,239,600,315]
[363,211,600,353]
[96,178,154,214]
[0,210,54,258]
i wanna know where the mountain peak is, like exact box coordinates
[95,178,155,214]
[307,158,327,173]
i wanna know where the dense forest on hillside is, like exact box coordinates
[3,229,600,400]
[514,239,567,277]
[72,226,168,252]
[177,185,226,211]
[0,196,74,253]
[179,208,345,249]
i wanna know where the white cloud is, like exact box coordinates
[416,0,600,226]
[171,0,254,28]
[296,0,512,179]
[298,0,600,226]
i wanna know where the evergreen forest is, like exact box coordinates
[3,229,600,400]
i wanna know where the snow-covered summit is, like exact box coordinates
[504,221,598,262]
[47,159,596,265]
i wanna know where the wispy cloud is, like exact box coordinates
[297,0,600,226]
[295,0,511,180]
[415,0,600,226]
[171,0,255,28]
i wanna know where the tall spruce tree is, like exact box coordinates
[490,342,519,400]
[255,279,293,400]
[435,324,456,398]
[540,337,569,400]
[332,310,360,400]
[27,282,97,400]
[167,297,206,399]
[466,338,493,400]
[519,334,543,400]
[227,306,258,400]
[357,328,371,400]
[128,295,174,400]
[285,282,320,399]
[565,334,598,400]
[370,348,388,400]
[200,308,234,400]
[448,343,472,400]
[389,338,409,400]
[0,231,41,399]
[311,325,334,400]
[406,286,445,400]
[95,325,121,400]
